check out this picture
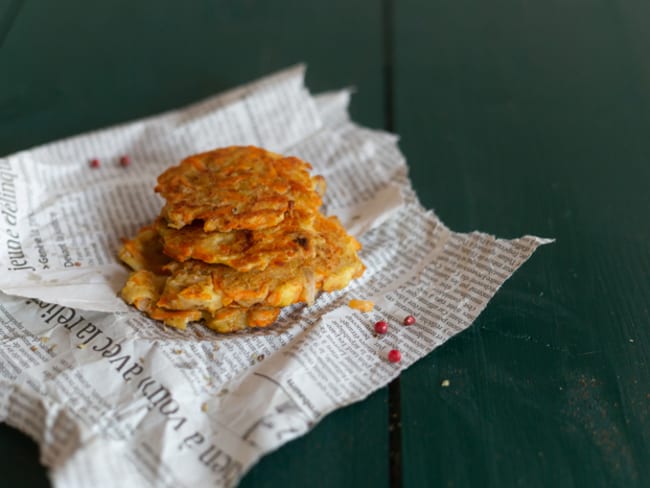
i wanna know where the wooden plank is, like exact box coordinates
[0,1,385,154]
[394,0,650,486]
[0,1,389,486]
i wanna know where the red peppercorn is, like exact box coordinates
[403,315,416,326]
[119,155,130,167]
[89,158,100,168]
[387,349,401,363]
[374,320,388,334]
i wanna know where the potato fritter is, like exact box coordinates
[156,209,319,272]
[119,146,364,333]
[120,269,280,332]
[121,269,202,329]
[204,305,281,333]
[118,225,170,274]
[156,146,326,232]
[119,213,364,330]
[162,213,362,309]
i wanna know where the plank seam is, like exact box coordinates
[382,0,402,487]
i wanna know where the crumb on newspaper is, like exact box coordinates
[348,299,374,312]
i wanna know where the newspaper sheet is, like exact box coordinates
[0,66,551,487]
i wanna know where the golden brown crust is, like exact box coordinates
[120,269,280,332]
[119,146,364,333]
[156,213,363,310]
[120,269,202,329]
[311,214,365,292]
[156,208,319,272]
[119,213,364,330]
[155,146,325,232]
[118,225,171,274]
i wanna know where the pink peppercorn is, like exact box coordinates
[403,315,416,326]
[89,158,100,168]
[374,320,388,334]
[387,349,401,363]
[119,155,130,167]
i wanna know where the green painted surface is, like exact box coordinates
[396,1,650,487]
[2,1,650,487]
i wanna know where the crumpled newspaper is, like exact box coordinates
[0,66,551,487]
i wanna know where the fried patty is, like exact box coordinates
[156,146,326,232]
[118,225,169,274]
[121,269,281,332]
[119,213,365,331]
[156,208,319,272]
[120,146,364,333]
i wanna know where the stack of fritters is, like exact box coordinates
[119,146,365,333]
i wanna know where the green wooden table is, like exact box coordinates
[1,1,649,486]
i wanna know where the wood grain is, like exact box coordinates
[395,0,650,486]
